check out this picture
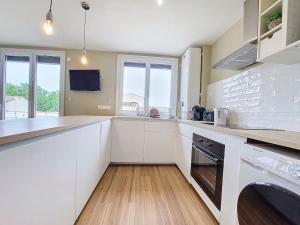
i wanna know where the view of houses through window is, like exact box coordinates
[5,56,30,119]
[36,56,61,118]
[118,55,178,117]
[122,62,146,112]
[1,51,63,120]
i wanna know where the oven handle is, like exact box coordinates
[192,145,222,163]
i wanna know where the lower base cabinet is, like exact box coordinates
[0,129,78,225]
[0,121,111,225]
[111,120,145,163]
[111,119,177,163]
[100,120,112,176]
[176,134,193,182]
[75,124,102,218]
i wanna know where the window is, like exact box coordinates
[4,56,30,120]
[0,49,65,120]
[117,55,178,117]
[36,56,61,118]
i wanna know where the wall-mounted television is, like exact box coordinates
[69,70,101,91]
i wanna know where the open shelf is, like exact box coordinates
[261,0,282,17]
[260,23,282,39]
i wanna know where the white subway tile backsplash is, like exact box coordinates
[207,63,300,132]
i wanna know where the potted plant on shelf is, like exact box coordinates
[267,11,282,30]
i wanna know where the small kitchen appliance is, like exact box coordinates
[214,108,229,126]
[203,110,214,122]
[192,106,206,121]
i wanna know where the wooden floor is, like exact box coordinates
[75,165,218,225]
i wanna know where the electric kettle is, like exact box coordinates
[214,108,229,126]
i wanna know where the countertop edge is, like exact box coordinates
[0,117,112,146]
[177,120,300,151]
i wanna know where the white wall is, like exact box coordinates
[207,63,300,132]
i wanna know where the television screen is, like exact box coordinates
[69,70,101,91]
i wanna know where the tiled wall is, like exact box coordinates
[207,63,300,132]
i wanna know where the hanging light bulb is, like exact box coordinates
[43,0,54,35]
[157,0,163,6]
[81,2,90,65]
[81,50,88,65]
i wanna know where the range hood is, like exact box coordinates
[213,43,257,70]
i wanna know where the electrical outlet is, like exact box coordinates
[97,105,111,110]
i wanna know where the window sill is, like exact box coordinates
[114,116,177,122]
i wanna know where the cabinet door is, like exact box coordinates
[180,52,189,119]
[75,123,101,218]
[144,121,177,163]
[100,120,111,175]
[0,131,77,225]
[177,135,193,182]
[144,132,176,163]
[111,119,144,163]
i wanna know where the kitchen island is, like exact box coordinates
[0,116,112,225]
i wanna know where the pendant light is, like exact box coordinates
[44,0,54,35]
[81,1,90,65]
[157,0,164,6]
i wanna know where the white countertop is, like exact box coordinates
[178,119,300,151]
[0,116,112,146]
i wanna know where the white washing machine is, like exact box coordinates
[237,143,300,225]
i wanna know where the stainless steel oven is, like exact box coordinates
[191,133,225,210]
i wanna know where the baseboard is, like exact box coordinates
[109,162,177,166]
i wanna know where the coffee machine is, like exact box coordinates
[192,106,206,121]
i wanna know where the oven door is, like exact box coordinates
[191,145,224,209]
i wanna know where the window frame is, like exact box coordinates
[116,54,178,117]
[0,48,65,120]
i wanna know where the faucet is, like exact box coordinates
[129,102,140,116]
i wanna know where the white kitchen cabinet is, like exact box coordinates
[75,124,102,218]
[144,121,177,163]
[111,119,145,163]
[100,120,112,175]
[180,48,202,120]
[244,0,259,43]
[176,134,193,182]
[0,130,77,225]
[257,0,300,63]
[220,135,246,225]
[178,122,195,140]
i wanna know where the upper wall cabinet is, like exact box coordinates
[257,0,300,63]
[244,0,259,43]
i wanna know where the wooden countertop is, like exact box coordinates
[0,116,112,146]
[178,120,300,151]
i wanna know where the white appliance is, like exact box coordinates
[214,108,229,126]
[236,144,300,225]
[180,48,202,120]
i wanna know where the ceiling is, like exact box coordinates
[0,0,243,56]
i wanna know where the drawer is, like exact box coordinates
[145,121,177,132]
[178,123,194,140]
[260,29,284,59]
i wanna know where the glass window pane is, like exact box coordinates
[122,62,146,112]
[149,64,172,116]
[5,56,30,120]
[36,56,60,118]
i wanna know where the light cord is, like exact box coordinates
[49,0,53,11]
[83,9,87,52]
